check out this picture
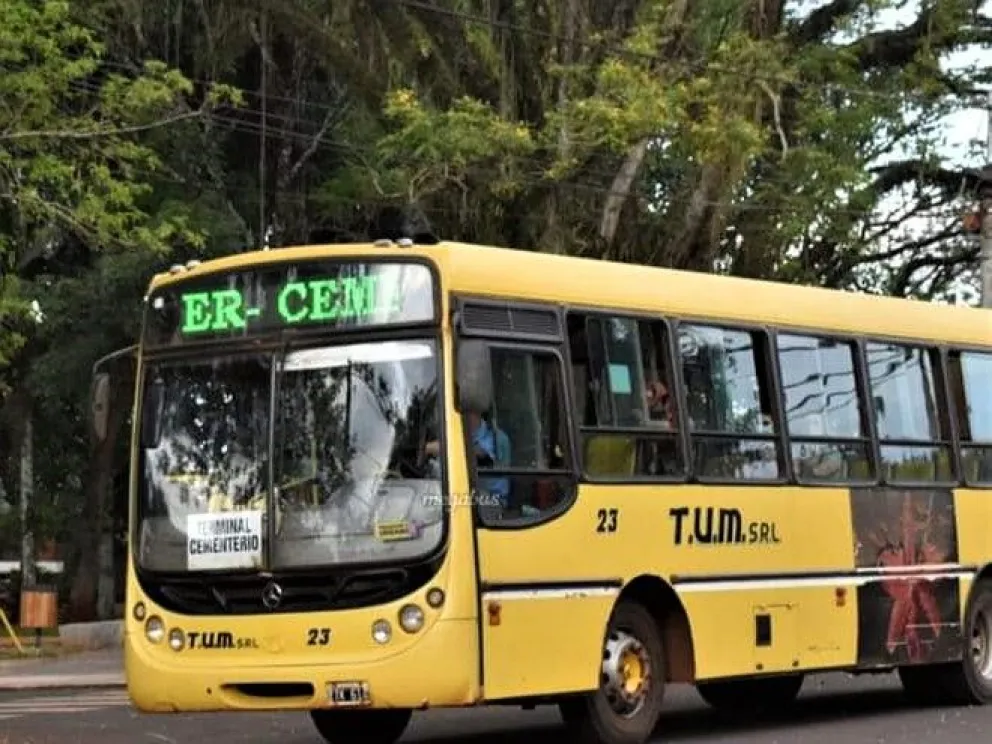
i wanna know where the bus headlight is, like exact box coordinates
[168,628,185,652]
[145,616,165,644]
[133,602,146,621]
[399,604,425,634]
[371,619,392,644]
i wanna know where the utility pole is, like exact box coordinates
[982,91,992,308]
[967,94,992,307]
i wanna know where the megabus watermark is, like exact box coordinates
[420,490,506,508]
[669,506,781,546]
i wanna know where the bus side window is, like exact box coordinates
[776,334,873,483]
[948,350,992,484]
[678,324,781,481]
[475,347,575,524]
[568,312,683,479]
[865,342,954,484]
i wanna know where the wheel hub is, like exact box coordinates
[972,610,992,680]
[602,630,651,717]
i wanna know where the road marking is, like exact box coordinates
[0,689,131,720]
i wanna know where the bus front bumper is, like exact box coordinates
[125,618,479,713]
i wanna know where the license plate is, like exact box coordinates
[327,681,370,707]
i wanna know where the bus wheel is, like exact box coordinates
[901,579,992,706]
[309,708,412,744]
[959,579,992,703]
[696,674,804,714]
[559,601,666,744]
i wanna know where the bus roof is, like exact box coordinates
[149,241,991,347]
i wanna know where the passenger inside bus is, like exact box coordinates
[424,408,511,507]
[645,379,675,429]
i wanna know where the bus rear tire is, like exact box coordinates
[899,578,992,706]
[558,601,666,744]
[309,708,412,744]
[696,674,804,714]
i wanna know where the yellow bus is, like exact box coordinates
[91,239,992,744]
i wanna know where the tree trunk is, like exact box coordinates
[97,533,114,619]
[20,412,35,589]
[69,373,132,621]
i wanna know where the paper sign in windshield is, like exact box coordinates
[187,511,263,570]
[374,519,418,542]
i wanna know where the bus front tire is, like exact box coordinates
[558,601,666,744]
[899,578,992,706]
[309,708,412,744]
[696,674,804,714]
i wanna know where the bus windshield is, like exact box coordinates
[136,339,444,573]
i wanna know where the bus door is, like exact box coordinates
[457,335,615,700]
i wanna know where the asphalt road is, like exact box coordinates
[1,672,989,744]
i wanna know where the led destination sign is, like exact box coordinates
[180,275,396,335]
[143,261,436,346]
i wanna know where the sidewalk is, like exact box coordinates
[0,648,124,691]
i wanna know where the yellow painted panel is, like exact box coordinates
[954,488,989,619]
[786,488,855,572]
[477,485,809,584]
[481,591,616,699]
[955,488,990,569]
[682,586,857,680]
[752,602,798,672]
[797,586,858,668]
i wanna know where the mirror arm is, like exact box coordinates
[92,345,138,377]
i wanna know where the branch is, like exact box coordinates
[0,110,203,143]
[758,80,788,160]
[793,0,864,45]
[847,224,960,270]
[870,159,974,199]
[890,243,979,296]
[284,109,337,186]
[850,7,992,71]
[599,138,650,247]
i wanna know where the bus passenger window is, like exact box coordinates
[948,350,992,484]
[474,347,575,525]
[865,343,954,484]
[567,312,684,480]
[777,334,873,482]
[678,325,781,481]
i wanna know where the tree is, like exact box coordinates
[105,0,983,297]
[0,0,239,386]
[0,0,242,618]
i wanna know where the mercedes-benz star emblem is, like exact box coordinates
[261,581,283,610]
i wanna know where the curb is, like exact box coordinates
[0,674,126,691]
[58,620,124,650]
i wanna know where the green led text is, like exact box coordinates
[179,275,402,336]
[181,289,247,334]
[277,276,379,324]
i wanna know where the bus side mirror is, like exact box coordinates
[456,340,492,414]
[90,345,137,444]
[90,373,111,442]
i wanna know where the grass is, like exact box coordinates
[0,645,62,660]
[0,625,66,658]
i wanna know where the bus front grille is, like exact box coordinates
[143,569,412,616]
